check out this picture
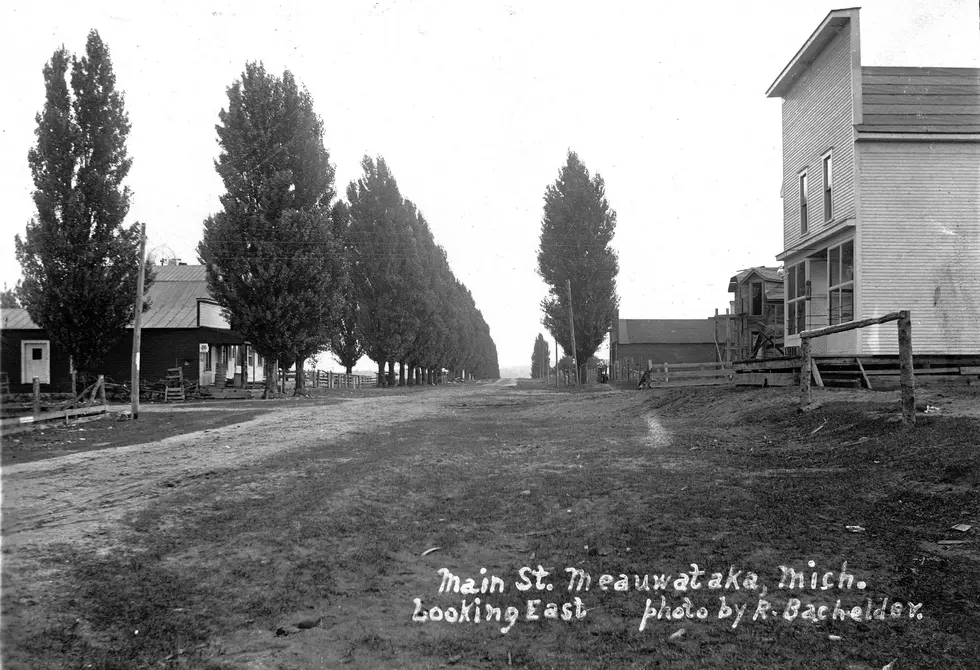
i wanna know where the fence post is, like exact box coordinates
[33,376,41,418]
[800,336,812,409]
[898,310,915,427]
[98,375,106,407]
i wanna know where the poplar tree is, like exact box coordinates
[198,63,346,396]
[537,151,619,378]
[346,156,411,385]
[15,31,152,378]
[328,201,364,374]
[530,333,550,379]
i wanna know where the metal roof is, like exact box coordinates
[0,265,218,331]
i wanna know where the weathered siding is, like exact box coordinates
[862,67,980,131]
[0,329,73,392]
[98,330,203,386]
[781,29,856,252]
[616,343,718,367]
[858,141,980,354]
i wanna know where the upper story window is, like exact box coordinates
[828,240,854,325]
[786,262,807,335]
[799,170,809,234]
[750,281,763,316]
[822,150,833,222]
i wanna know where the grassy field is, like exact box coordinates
[2,382,978,668]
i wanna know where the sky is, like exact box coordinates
[1,0,978,374]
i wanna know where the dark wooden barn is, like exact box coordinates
[1,265,263,394]
[609,318,724,373]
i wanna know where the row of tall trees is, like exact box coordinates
[14,33,498,390]
[197,64,498,390]
[344,157,498,384]
[536,151,619,382]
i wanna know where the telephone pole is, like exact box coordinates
[131,222,147,419]
[566,279,578,385]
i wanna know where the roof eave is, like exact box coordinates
[766,8,860,98]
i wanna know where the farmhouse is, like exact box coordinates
[767,7,980,358]
[609,318,723,371]
[727,266,785,360]
[0,264,264,394]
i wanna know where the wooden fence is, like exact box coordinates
[800,310,915,426]
[1,375,109,435]
[641,361,734,388]
[309,370,377,389]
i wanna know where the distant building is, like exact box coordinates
[767,7,980,357]
[1,264,263,393]
[727,266,785,360]
[609,318,723,373]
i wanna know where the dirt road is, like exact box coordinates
[2,384,509,548]
[3,380,977,669]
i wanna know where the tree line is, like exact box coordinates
[13,32,498,392]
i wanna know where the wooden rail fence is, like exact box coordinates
[800,310,915,426]
[310,371,376,389]
[1,375,109,435]
[641,361,733,388]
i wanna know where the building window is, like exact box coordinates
[799,170,809,234]
[750,281,763,316]
[786,263,807,335]
[822,151,833,222]
[828,240,854,325]
[204,346,213,372]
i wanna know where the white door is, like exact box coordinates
[22,340,51,384]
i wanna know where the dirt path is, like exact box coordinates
[1,384,503,550]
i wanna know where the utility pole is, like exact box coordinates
[555,336,558,388]
[131,222,147,419]
[566,278,578,385]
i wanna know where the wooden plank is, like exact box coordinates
[811,359,824,388]
[812,357,882,366]
[801,312,903,340]
[657,361,731,370]
[864,114,980,125]
[0,404,109,429]
[863,94,980,105]
[868,374,969,388]
[648,369,733,380]
[898,312,915,427]
[732,359,800,371]
[735,372,796,387]
[863,74,980,86]
[646,378,733,389]
[863,66,980,77]
[855,358,873,390]
[800,336,812,408]
[864,104,980,115]
[862,84,980,95]
[959,366,980,375]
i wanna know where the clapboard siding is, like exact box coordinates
[857,142,980,355]
[781,29,855,253]
[864,114,980,125]
[860,67,980,132]
[863,84,978,95]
